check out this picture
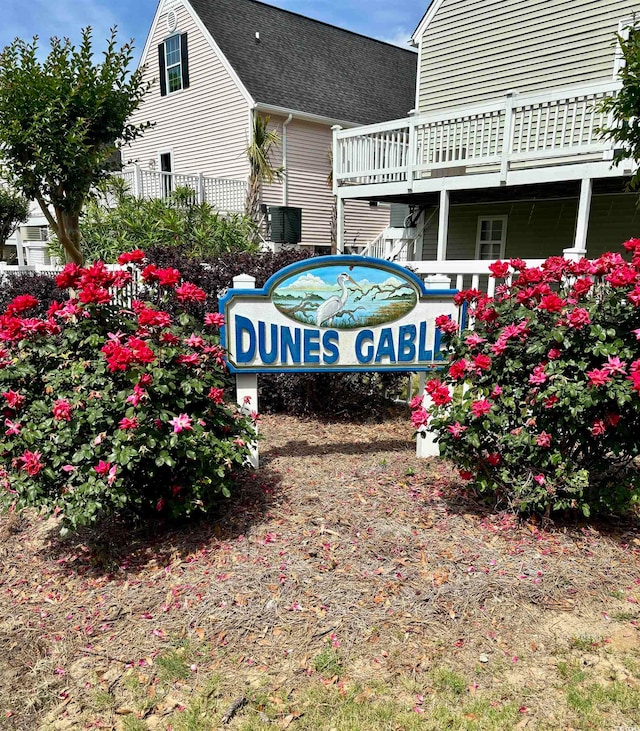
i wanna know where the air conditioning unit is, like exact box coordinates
[269,206,302,244]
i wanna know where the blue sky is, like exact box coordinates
[2,1,429,63]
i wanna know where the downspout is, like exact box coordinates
[282,113,293,205]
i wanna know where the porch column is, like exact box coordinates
[336,195,345,254]
[436,188,450,261]
[566,178,592,259]
[15,227,26,267]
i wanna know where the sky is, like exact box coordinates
[2,0,429,63]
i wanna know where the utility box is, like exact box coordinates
[269,206,302,244]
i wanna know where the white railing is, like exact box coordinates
[0,263,142,307]
[406,258,548,297]
[334,80,620,187]
[118,167,247,214]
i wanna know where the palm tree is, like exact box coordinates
[245,114,283,243]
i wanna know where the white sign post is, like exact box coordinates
[232,274,259,468]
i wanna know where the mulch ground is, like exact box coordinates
[1,413,640,729]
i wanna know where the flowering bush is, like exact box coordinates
[413,245,640,518]
[0,253,255,533]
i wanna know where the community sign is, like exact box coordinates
[219,256,460,373]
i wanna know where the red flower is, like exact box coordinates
[208,387,225,405]
[5,294,39,316]
[119,417,139,430]
[488,260,510,278]
[448,359,468,380]
[529,364,547,385]
[538,294,565,312]
[536,432,552,447]
[117,249,146,265]
[472,353,492,372]
[55,263,82,289]
[590,419,606,437]
[156,268,181,287]
[486,452,501,466]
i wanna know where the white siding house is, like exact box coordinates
[332,0,640,281]
[124,0,417,254]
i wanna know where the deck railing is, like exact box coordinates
[117,167,247,214]
[334,80,620,187]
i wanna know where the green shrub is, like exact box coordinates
[0,252,255,533]
[414,247,640,518]
[50,179,259,264]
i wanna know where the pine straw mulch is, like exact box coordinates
[1,412,640,729]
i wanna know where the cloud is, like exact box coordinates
[280,273,330,291]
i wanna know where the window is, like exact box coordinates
[158,33,190,96]
[615,18,637,76]
[476,216,507,260]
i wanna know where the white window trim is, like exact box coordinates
[475,215,508,261]
[164,34,183,94]
[614,17,635,78]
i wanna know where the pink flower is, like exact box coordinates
[533,474,545,485]
[529,364,547,385]
[586,368,611,387]
[591,419,606,437]
[446,422,467,438]
[603,356,626,375]
[204,312,225,328]
[52,399,72,421]
[566,307,590,329]
[472,354,492,372]
[126,385,147,407]
[547,348,562,360]
[411,408,430,428]
[119,417,139,430]
[490,385,503,399]
[18,450,43,476]
[536,432,552,448]
[470,399,492,418]
[3,390,25,410]
[185,333,205,348]
[175,282,206,303]
[465,333,486,348]
[435,314,458,334]
[4,419,21,436]
[94,461,112,476]
[107,465,117,486]
[170,414,193,433]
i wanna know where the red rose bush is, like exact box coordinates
[414,243,640,518]
[0,252,255,533]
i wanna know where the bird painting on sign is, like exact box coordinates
[273,264,417,330]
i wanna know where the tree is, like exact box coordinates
[245,114,283,244]
[599,23,640,188]
[0,187,29,261]
[0,27,150,265]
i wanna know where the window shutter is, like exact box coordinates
[158,43,167,96]
[180,33,190,89]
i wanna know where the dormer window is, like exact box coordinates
[158,33,190,96]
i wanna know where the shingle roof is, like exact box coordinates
[188,0,417,125]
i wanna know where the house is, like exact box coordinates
[123,0,418,255]
[332,0,640,286]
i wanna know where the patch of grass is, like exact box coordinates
[566,680,640,725]
[556,659,587,683]
[432,667,468,695]
[569,635,601,651]
[612,610,638,622]
[156,649,191,683]
[91,688,116,712]
[122,717,149,731]
[313,644,342,678]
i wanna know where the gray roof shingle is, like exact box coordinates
[188,0,417,125]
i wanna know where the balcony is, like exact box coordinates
[118,166,247,215]
[333,80,624,195]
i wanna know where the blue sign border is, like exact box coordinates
[219,255,459,374]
